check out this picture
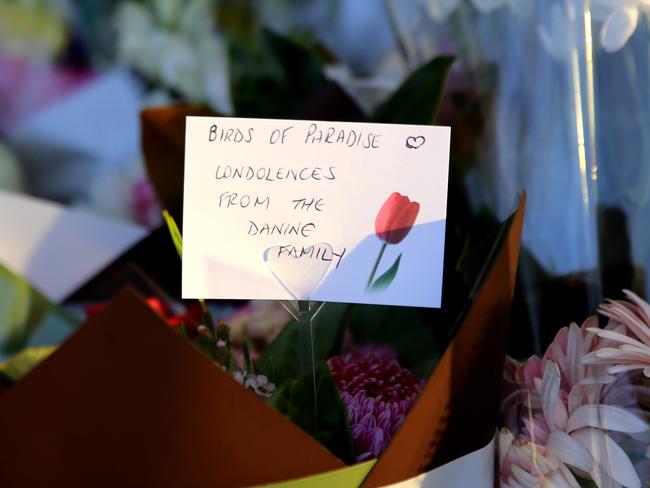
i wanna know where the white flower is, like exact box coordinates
[113,0,232,113]
[226,301,291,344]
[233,370,276,398]
[591,0,650,52]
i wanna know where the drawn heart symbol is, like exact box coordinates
[405,136,425,149]
[264,243,333,300]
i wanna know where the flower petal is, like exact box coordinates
[566,404,649,434]
[622,289,650,324]
[386,200,420,244]
[600,7,639,53]
[375,192,404,241]
[572,427,642,488]
[546,430,593,473]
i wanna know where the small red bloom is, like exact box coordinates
[374,192,420,244]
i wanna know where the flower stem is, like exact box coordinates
[367,242,388,289]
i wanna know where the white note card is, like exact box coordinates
[182,117,450,308]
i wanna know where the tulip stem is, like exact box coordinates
[367,242,388,289]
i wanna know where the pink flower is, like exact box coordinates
[328,352,422,461]
[131,178,161,228]
[501,319,648,487]
[499,428,577,488]
[582,290,650,378]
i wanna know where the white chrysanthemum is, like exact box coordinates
[233,371,276,398]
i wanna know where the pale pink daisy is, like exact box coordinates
[501,320,648,487]
[582,290,650,378]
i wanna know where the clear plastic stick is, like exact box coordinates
[280,300,324,419]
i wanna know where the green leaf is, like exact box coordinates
[256,302,349,385]
[347,305,438,377]
[374,55,455,125]
[268,363,354,464]
[370,253,402,291]
[162,209,183,258]
[0,345,57,381]
[229,29,326,118]
[0,263,79,358]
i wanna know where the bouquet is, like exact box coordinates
[500,290,650,487]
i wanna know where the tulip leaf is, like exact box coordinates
[374,55,455,125]
[162,209,183,259]
[370,254,402,291]
[255,302,349,385]
[268,362,355,464]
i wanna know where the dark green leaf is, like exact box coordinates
[374,56,455,125]
[347,305,438,377]
[255,302,349,385]
[370,254,402,291]
[268,362,354,463]
[230,29,326,118]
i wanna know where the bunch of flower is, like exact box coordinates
[113,0,232,113]
[499,291,650,487]
[328,350,423,461]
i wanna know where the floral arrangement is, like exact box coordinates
[113,0,232,113]
[500,290,650,487]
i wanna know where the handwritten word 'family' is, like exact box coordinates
[275,244,346,269]
[209,123,381,149]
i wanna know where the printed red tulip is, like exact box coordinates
[374,192,420,244]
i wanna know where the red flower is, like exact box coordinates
[374,192,420,244]
[85,297,203,338]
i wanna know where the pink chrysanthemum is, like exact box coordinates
[328,352,422,461]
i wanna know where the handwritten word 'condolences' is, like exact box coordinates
[182,117,450,308]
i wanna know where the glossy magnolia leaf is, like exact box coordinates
[0,345,56,381]
[268,362,354,464]
[162,210,182,259]
[255,302,348,385]
[140,106,215,223]
[374,55,455,125]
